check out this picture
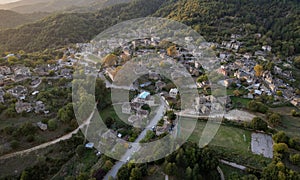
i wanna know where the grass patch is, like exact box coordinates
[271,107,300,138]
[181,116,271,169]
[99,105,129,123]
[186,118,251,151]
[219,164,245,179]
[230,96,252,108]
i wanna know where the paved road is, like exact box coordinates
[104,97,166,179]
[220,159,247,170]
[0,104,97,161]
[217,166,225,180]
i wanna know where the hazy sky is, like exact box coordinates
[0,0,20,4]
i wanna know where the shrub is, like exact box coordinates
[251,117,268,131]
[273,143,288,154]
[289,154,300,165]
[10,140,19,149]
[48,119,57,131]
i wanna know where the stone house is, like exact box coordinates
[169,88,179,99]
[37,122,48,131]
[122,102,131,114]
[15,101,32,113]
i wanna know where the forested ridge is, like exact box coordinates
[154,0,300,57]
[0,0,166,52]
[0,10,48,30]
[0,0,299,57]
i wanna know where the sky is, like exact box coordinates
[0,0,21,5]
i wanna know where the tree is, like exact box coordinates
[291,109,300,117]
[267,113,281,127]
[76,173,89,180]
[247,100,268,113]
[48,70,55,76]
[185,167,193,180]
[18,122,37,136]
[103,160,114,172]
[290,154,300,165]
[10,140,19,149]
[20,170,29,180]
[276,90,283,97]
[48,119,57,131]
[164,162,173,175]
[130,167,142,180]
[197,75,208,83]
[104,117,115,129]
[273,131,289,144]
[192,163,202,180]
[251,117,268,131]
[294,56,300,69]
[273,143,289,154]
[7,56,18,65]
[117,165,130,180]
[76,144,85,157]
[288,137,298,149]
[141,104,151,112]
[58,103,74,123]
[254,64,264,77]
[4,107,17,118]
[166,110,176,121]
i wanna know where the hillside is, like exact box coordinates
[0,0,299,56]
[0,0,131,13]
[0,10,48,29]
[153,0,300,57]
[0,0,44,10]
[0,0,166,52]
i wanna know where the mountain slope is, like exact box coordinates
[0,10,48,29]
[0,0,166,52]
[153,0,300,56]
[0,0,298,56]
[0,0,131,13]
[0,0,44,10]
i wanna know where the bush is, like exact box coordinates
[4,107,17,118]
[267,112,281,127]
[247,100,268,113]
[288,137,300,150]
[26,135,35,142]
[273,143,288,154]
[18,122,37,136]
[48,119,57,131]
[251,117,268,131]
[291,109,300,117]
[289,154,300,165]
[3,125,14,135]
[75,144,85,157]
[273,131,289,144]
[10,140,19,149]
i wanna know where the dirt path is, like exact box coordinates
[0,104,96,161]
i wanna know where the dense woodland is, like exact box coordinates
[0,0,166,52]
[0,0,298,58]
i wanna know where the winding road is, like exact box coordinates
[0,104,97,161]
[104,97,167,179]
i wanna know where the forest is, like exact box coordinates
[0,0,298,58]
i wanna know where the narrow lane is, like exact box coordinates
[104,97,166,179]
